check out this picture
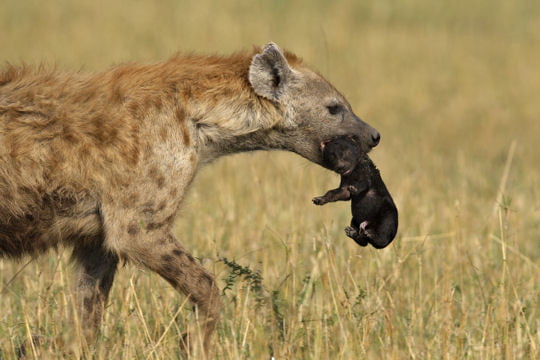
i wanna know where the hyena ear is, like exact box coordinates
[249,43,293,102]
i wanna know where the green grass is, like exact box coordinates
[1,0,539,358]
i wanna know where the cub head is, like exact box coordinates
[321,137,362,176]
[248,43,380,165]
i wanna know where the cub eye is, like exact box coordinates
[326,104,343,115]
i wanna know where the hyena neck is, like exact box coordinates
[194,94,290,164]
[165,50,299,164]
[198,127,290,164]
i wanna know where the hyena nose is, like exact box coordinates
[370,131,381,147]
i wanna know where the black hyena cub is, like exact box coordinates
[312,137,398,249]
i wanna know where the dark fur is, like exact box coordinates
[312,137,398,249]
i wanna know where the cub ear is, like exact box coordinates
[248,42,293,102]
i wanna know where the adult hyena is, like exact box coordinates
[0,43,380,352]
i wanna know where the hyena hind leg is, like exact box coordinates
[71,241,119,346]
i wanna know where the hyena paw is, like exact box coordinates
[180,332,191,355]
[312,197,326,205]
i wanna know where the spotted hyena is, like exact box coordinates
[0,43,380,353]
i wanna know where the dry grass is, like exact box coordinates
[1,0,539,358]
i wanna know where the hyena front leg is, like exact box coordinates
[71,239,119,345]
[145,234,222,355]
[102,201,221,356]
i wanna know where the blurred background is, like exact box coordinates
[1,0,539,358]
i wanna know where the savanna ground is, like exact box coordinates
[0,1,539,359]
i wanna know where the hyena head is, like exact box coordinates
[249,43,380,165]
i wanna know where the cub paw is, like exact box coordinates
[346,226,368,247]
[312,197,326,205]
[360,221,370,234]
[345,226,358,238]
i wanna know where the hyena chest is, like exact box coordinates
[0,193,102,258]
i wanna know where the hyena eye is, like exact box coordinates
[326,104,343,115]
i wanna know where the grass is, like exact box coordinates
[1,0,539,358]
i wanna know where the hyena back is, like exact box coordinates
[0,43,380,353]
